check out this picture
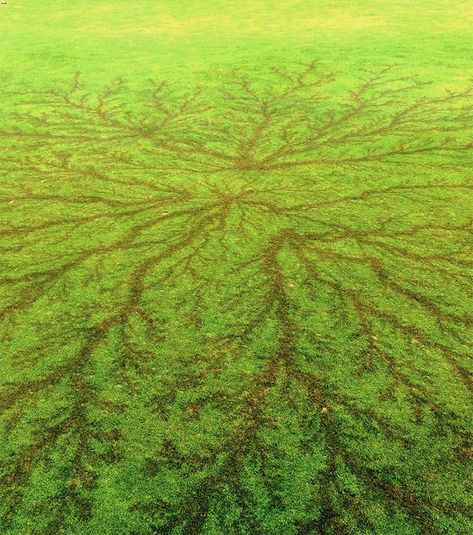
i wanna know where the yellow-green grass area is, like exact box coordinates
[1,1,472,534]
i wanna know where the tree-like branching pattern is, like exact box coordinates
[0,62,472,534]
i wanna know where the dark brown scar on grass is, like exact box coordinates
[0,61,472,533]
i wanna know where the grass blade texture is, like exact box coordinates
[0,2,472,534]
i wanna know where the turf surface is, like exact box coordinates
[1,2,472,534]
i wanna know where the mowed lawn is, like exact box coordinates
[1,2,472,534]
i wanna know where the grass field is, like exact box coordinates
[1,1,473,533]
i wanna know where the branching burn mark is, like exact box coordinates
[1,61,472,533]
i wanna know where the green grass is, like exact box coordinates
[1,2,472,534]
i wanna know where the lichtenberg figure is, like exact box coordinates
[0,62,472,534]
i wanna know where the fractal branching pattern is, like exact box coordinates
[1,62,472,534]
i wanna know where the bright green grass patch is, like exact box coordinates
[1,1,473,534]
